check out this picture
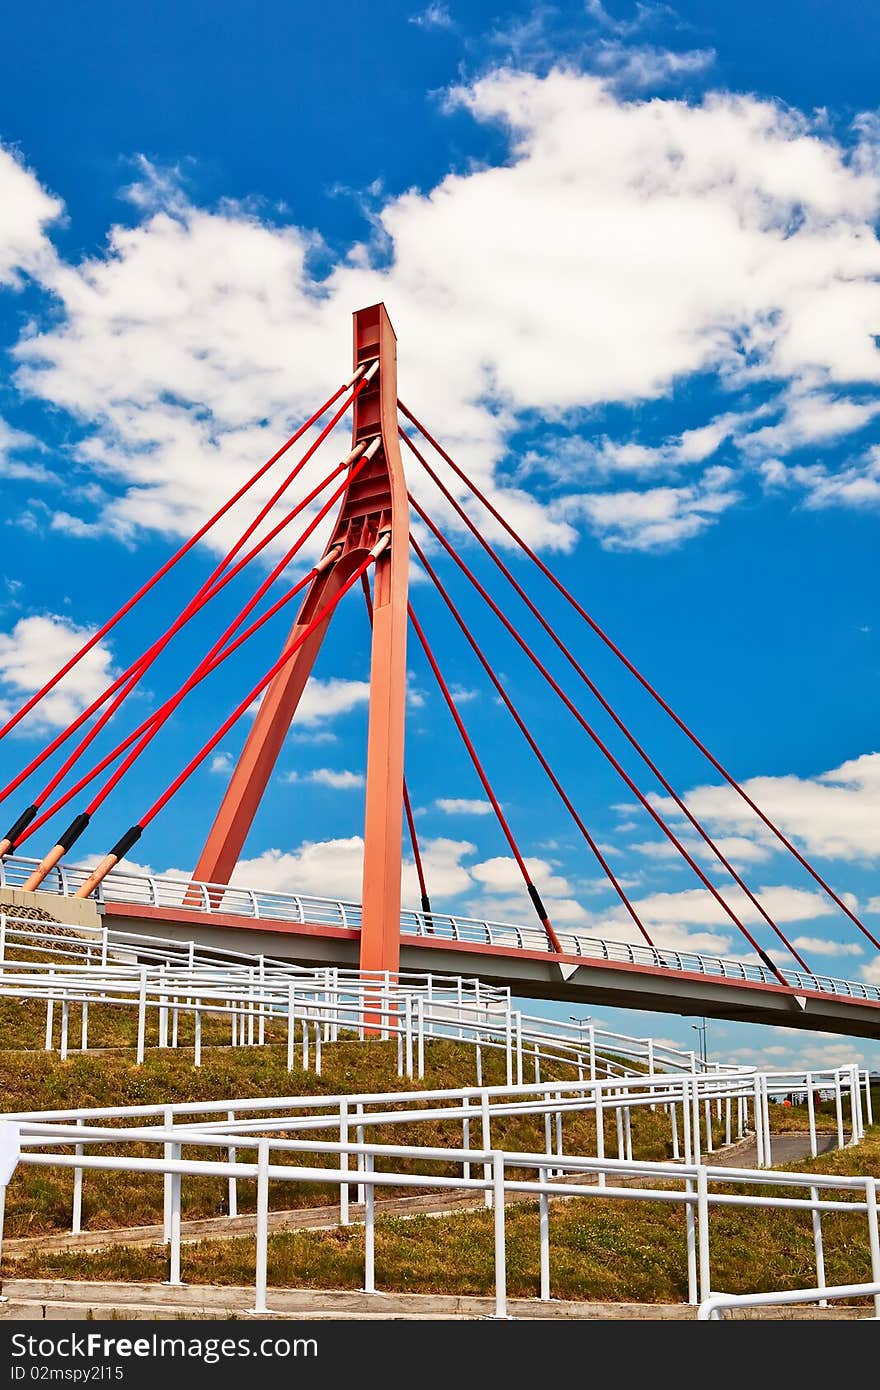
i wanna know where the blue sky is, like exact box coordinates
[0,0,878,1071]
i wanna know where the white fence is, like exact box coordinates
[2,853,878,1003]
[0,908,727,1081]
[3,1100,878,1316]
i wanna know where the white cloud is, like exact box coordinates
[630,833,773,865]
[0,141,61,286]
[306,767,365,790]
[0,613,117,732]
[868,897,880,914]
[610,883,835,931]
[593,41,716,91]
[409,3,453,29]
[435,797,493,815]
[556,466,740,550]
[293,677,370,727]
[655,753,880,862]
[209,752,234,775]
[8,67,880,558]
[790,935,863,958]
[230,833,476,904]
[760,444,880,511]
[742,387,880,457]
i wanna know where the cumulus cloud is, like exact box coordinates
[0,613,117,732]
[790,935,863,957]
[231,833,476,904]
[6,67,880,558]
[435,797,493,815]
[556,467,740,550]
[654,753,880,862]
[306,767,365,790]
[0,141,61,286]
[293,678,371,727]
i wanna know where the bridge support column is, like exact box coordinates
[190,305,408,996]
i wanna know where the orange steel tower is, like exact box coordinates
[192,304,409,976]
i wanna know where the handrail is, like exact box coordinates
[1,853,877,1004]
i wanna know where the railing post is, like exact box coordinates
[865,1069,874,1127]
[866,1178,880,1320]
[492,1152,508,1318]
[685,1176,697,1305]
[481,1089,492,1209]
[834,1070,845,1151]
[45,971,54,1051]
[539,1166,550,1302]
[287,983,295,1072]
[363,1154,375,1294]
[416,996,425,1080]
[590,1080,605,1188]
[515,1012,523,1086]
[136,966,147,1065]
[167,1143,182,1286]
[71,1118,84,1235]
[251,1139,270,1315]
[227,1110,238,1219]
[404,994,413,1079]
[194,1000,202,1067]
[682,1078,692,1165]
[60,997,69,1061]
[696,1164,711,1303]
[810,1185,826,1307]
[753,1076,764,1167]
[163,1106,173,1243]
[339,1099,350,1226]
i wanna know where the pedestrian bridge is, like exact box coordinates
[2,854,878,1041]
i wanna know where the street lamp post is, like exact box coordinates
[691,1018,708,1067]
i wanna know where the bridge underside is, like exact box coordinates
[103,903,880,1041]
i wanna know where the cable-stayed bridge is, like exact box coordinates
[0,305,877,1040]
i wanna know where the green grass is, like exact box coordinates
[9,1133,878,1303]
[1,1031,719,1239]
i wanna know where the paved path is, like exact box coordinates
[0,1279,867,1321]
[710,1131,838,1168]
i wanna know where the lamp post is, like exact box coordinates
[691,1018,708,1067]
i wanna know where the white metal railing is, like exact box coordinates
[0,908,874,1159]
[0,908,732,1082]
[2,854,877,1005]
[698,1282,880,1319]
[3,1107,878,1317]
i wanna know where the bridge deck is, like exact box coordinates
[2,855,878,1040]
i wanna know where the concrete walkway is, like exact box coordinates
[0,1279,867,1321]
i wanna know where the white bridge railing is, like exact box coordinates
[3,1077,878,1315]
[2,854,878,1005]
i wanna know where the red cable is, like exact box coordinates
[1,406,362,813]
[412,537,654,947]
[408,600,563,954]
[401,400,874,952]
[360,574,431,914]
[409,497,789,982]
[15,457,370,846]
[404,434,811,973]
[139,547,381,828]
[19,566,318,847]
[0,382,349,746]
